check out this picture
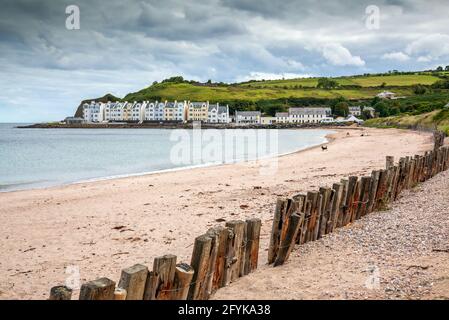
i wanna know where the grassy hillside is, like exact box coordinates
[238,74,440,88]
[74,71,449,119]
[123,82,414,102]
[365,108,449,134]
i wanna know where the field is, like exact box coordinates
[238,74,440,88]
[123,82,414,102]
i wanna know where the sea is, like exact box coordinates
[0,124,333,192]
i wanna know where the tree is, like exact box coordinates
[446,66,449,71]
[413,85,427,95]
[317,78,339,89]
[362,108,374,120]
[374,101,389,117]
[436,66,443,71]
[333,102,349,117]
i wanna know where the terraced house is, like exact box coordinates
[144,101,165,121]
[289,107,332,124]
[187,102,208,122]
[235,111,261,124]
[207,103,230,123]
[164,101,188,121]
[82,101,105,122]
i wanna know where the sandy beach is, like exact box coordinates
[0,127,435,300]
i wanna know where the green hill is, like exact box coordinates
[365,107,449,135]
[74,71,449,118]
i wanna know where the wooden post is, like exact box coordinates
[357,176,371,218]
[273,213,304,267]
[386,156,394,169]
[174,263,194,300]
[349,178,360,223]
[114,288,127,300]
[268,198,288,264]
[49,286,72,300]
[222,228,235,287]
[244,218,262,275]
[225,220,246,280]
[328,183,343,233]
[304,191,319,242]
[343,177,357,226]
[144,254,177,300]
[79,278,115,300]
[318,187,332,238]
[292,194,306,244]
[204,228,219,299]
[367,170,380,213]
[210,226,229,292]
[375,169,388,210]
[118,264,148,300]
[337,179,348,228]
[188,235,212,300]
[299,200,312,244]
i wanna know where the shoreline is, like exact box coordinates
[0,128,336,194]
[0,127,433,300]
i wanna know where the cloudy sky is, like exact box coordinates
[1,0,449,122]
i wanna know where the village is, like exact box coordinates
[66,96,384,126]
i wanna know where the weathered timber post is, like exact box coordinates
[49,285,72,300]
[118,264,148,300]
[225,220,246,281]
[273,213,304,267]
[244,218,262,274]
[343,177,357,226]
[318,187,333,238]
[356,176,371,218]
[204,228,219,298]
[210,226,229,292]
[268,198,288,264]
[328,183,343,232]
[144,254,177,300]
[337,179,348,228]
[386,156,394,169]
[367,170,380,213]
[79,278,116,300]
[188,235,212,300]
[174,263,195,300]
[222,228,235,287]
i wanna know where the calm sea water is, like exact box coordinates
[0,124,333,192]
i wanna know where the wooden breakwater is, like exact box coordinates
[268,142,449,266]
[49,219,261,300]
[47,131,447,299]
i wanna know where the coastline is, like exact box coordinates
[0,128,335,194]
[0,127,433,299]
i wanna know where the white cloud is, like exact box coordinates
[405,33,449,61]
[381,51,410,62]
[235,72,313,82]
[320,43,365,67]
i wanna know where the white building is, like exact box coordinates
[144,101,166,121]
[82,101,106,123]
[208,103,230,123]
[275,112,289,123]
[348,106,362,116]
[130,101,146,122]
[235,111,261,124]
[377,91,396,99]
[288,107,332,124]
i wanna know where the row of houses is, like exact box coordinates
[77,101,374,125]
[82,101,230,123]
[234,106,374,125]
